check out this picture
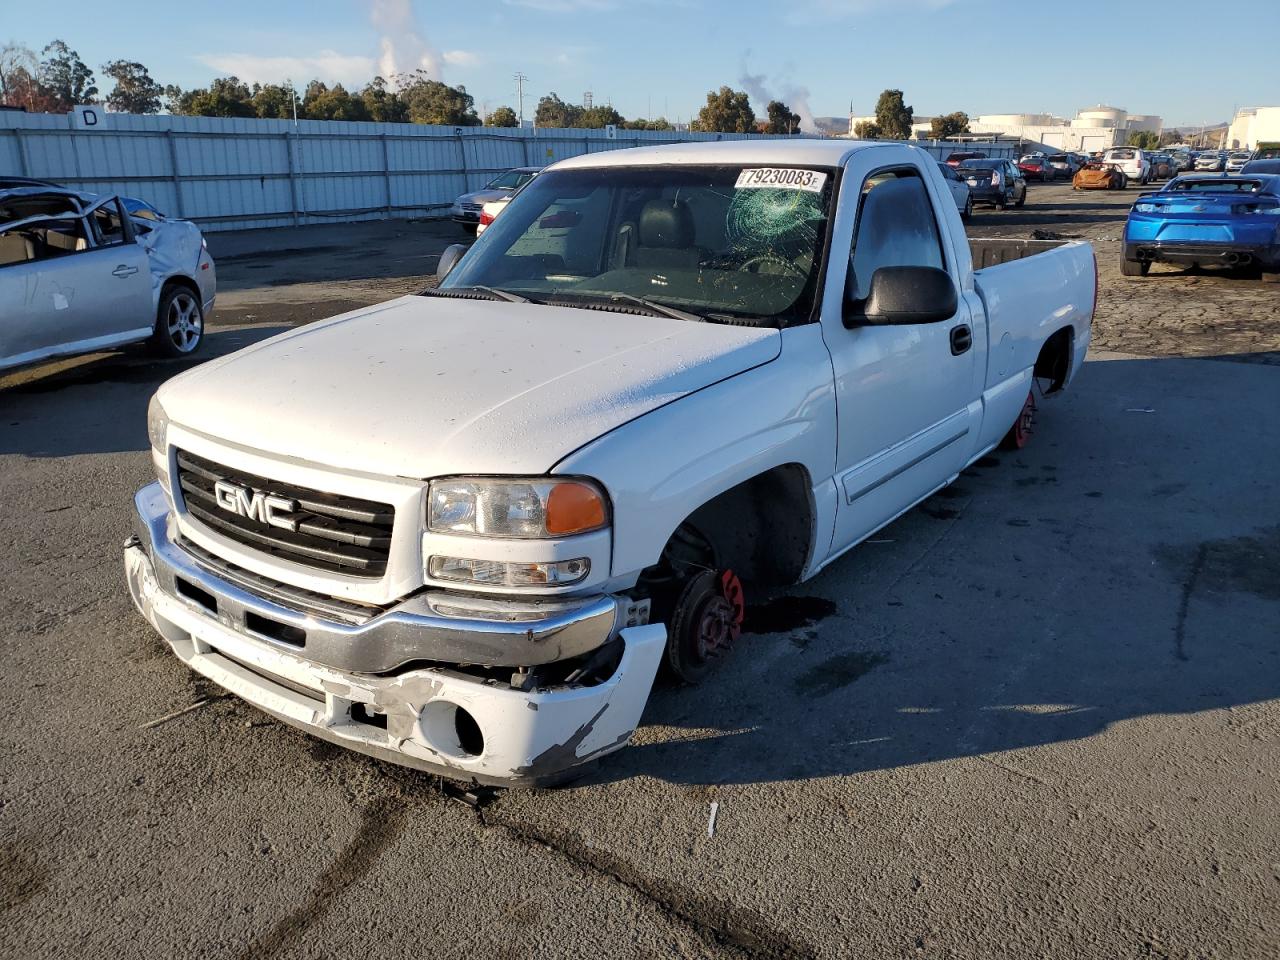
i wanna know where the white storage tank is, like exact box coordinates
[1127,114,1163,135]
[1074,105,1128,129]
[976,113,1061,131]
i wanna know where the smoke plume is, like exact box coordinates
[369,0,443,82]
[739,61,816,133]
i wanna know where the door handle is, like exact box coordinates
[112,265,139,278]
[950,324,972,356]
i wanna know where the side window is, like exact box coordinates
[89,199,127,247]
[505,185,611,275]
[848,168,946,301]
[0,217,91,267]
[0,228,33,267]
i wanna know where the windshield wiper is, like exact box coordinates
[426,285,531,303]
[462,285,531,303]
[602,293,706,324]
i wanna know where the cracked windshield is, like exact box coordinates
[440,165,834,324]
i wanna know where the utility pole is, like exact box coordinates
[513,72,528,126]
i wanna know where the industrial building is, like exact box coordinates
[1227,107,1280,149]
[970,106,1163,152]
[847,104,1164,152]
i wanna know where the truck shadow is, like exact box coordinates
[603,354,1280,788]
[0,326,289,458]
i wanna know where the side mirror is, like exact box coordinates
[436,243,468,281]
[844,266,958,327]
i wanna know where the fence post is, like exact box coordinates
[12,129,30,175]
[285,131,300,227]
[381,133,392,216]
[456,128,468,190]
[165,129,185,218]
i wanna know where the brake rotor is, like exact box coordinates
[666,568,745,683]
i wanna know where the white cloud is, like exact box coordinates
[195,51,376,87]
[443,49,481,67]
[370,0,442,79]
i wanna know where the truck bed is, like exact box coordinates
[969,237,1074,269]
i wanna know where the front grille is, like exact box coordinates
[175,449,395,578]
[461,202,482,212]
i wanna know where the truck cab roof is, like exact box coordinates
[553,138,894,171]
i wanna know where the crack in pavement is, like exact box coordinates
[232,773,813,960]
[237,794,409,960]
[479,809,816,960]
[1174,543,1207,663]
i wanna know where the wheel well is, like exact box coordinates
[643,464,815,601]
[157,276,201,319]
[1034,326,1073,394]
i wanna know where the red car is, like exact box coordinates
[1017,156,1055,182]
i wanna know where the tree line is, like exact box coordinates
[849,89,970,140]
[1,39,817,134]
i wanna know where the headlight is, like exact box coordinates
[146,394,169,452]
[427,477,608,539]
[1134,202,1157,213]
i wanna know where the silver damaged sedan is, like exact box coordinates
[1,186,216,373]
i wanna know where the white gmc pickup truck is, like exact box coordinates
[126,140,1095,786]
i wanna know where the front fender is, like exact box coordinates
[553,324,838,589]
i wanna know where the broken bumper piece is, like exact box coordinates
[124,483,665,786]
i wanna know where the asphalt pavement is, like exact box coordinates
[1,183,1277,959]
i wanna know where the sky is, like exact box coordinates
[5,0,1279,129]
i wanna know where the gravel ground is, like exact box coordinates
[2,182,1278,959]
[963,180,1280,363]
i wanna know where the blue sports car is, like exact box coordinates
[1121,174,1280,278]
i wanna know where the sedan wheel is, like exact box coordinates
[962,196,973,220]
[152,287,205,358]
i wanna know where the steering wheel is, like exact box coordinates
[736,253,806,278]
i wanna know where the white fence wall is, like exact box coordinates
[0,111,1015,232]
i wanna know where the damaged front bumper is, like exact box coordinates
[124,483,665,786]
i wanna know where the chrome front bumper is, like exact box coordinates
[125,483,666,785]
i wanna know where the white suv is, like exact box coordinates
[1103,146,1151,186]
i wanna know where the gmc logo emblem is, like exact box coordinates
[213,479,299,532]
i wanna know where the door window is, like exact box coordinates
[847,168,946,301]
[89,199,128,247]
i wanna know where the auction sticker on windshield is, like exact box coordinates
[735,168,827,192]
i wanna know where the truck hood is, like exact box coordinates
[160,295,780,478]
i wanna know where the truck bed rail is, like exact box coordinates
[969,237,1072,269]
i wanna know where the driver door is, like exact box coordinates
[75,196,153,344]
[821,159,980,557]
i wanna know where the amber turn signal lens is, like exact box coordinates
[545,482,607,536]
